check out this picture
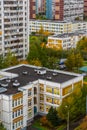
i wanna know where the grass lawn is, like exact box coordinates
[32,120,48,130]
[32,119,66,130]
[56,125,66,130]
[83,61,87,66]
[83,77,87,82]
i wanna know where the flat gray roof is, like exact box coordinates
[0,65,78,95]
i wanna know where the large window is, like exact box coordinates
[39,84,44,92]
[54,88,60,95]
[12,98,23,107]
[28,109,32,118]
[53,98,60,105]
[40,103,44,112]
[46,86,52,93]
[28,99,32,106]
[12,119,23,129]
[46,105,51,112]
[40,94,44,101]
[28,88,32,96]
[62,85,72,96]
[46,96,52,104]
[12,108,23,119]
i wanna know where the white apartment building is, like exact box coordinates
[63,0,84,21]
[0,64,83,130]
[29,20,87,35]
[0,0,29,60]
[47,32,87,50]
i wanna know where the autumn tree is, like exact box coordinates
[29,58,42,66]
[38,25,44,35]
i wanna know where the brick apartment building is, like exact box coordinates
[30,0,36,19]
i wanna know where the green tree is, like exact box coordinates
[47,107,61,127]
[77,37,87,51]
[77,37,87,60]
[0,123,6,130]
[46,56,58,69]
[58,85,87,122]
[65,51,83,71]
[0,55,5,69]
[4,50,18,67]
[29,58,42,66]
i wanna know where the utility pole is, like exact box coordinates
[67,110,69,130]
[65,105,69,130]
[86,95,87,115]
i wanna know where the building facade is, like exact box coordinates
[47,32,87,50]
[30,0,36,19]
[46,0,53,19]
[36,0,46,15]
[0,64,83,130]
[46,0,84,21]
[0,0,29,60]
[30,20,87,34]
[84,0,87,17]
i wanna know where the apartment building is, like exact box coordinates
[47,32,87,50]
[30,0,36,19]
[36,0,46,15]
[84,0,87,17]
[46,0,84,21]
[0,64,83,130]
[0,0,29,60]
[30,20,87,34]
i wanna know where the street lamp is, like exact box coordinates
[65,106,69,130]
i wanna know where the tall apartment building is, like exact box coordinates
[84,0,87,17]
[30,0,36,19]
[36,0,46,15]
[0,64,83,130]
[46,0,53,19]
[46,0,84,21]
[0,0,29,60]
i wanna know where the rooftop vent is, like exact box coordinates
[6,78,11,83]
[53,73,57,76]
[1,82,8,87]
[0,87,7,93]
[46,76,52,80]
[34,69,38,72]
[13,80,20,87]
[22,71,28,75]
[37,69,46,75]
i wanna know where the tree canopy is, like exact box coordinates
[0,123,6,130]
[0,51,18,69]
[77,37,87,60]
[47,107,61,127]
[58,85,87,122]
[65,50,83,71]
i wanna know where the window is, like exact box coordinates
[54,88,60,95]
[28,89,32,96]
[46,86,52,93]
